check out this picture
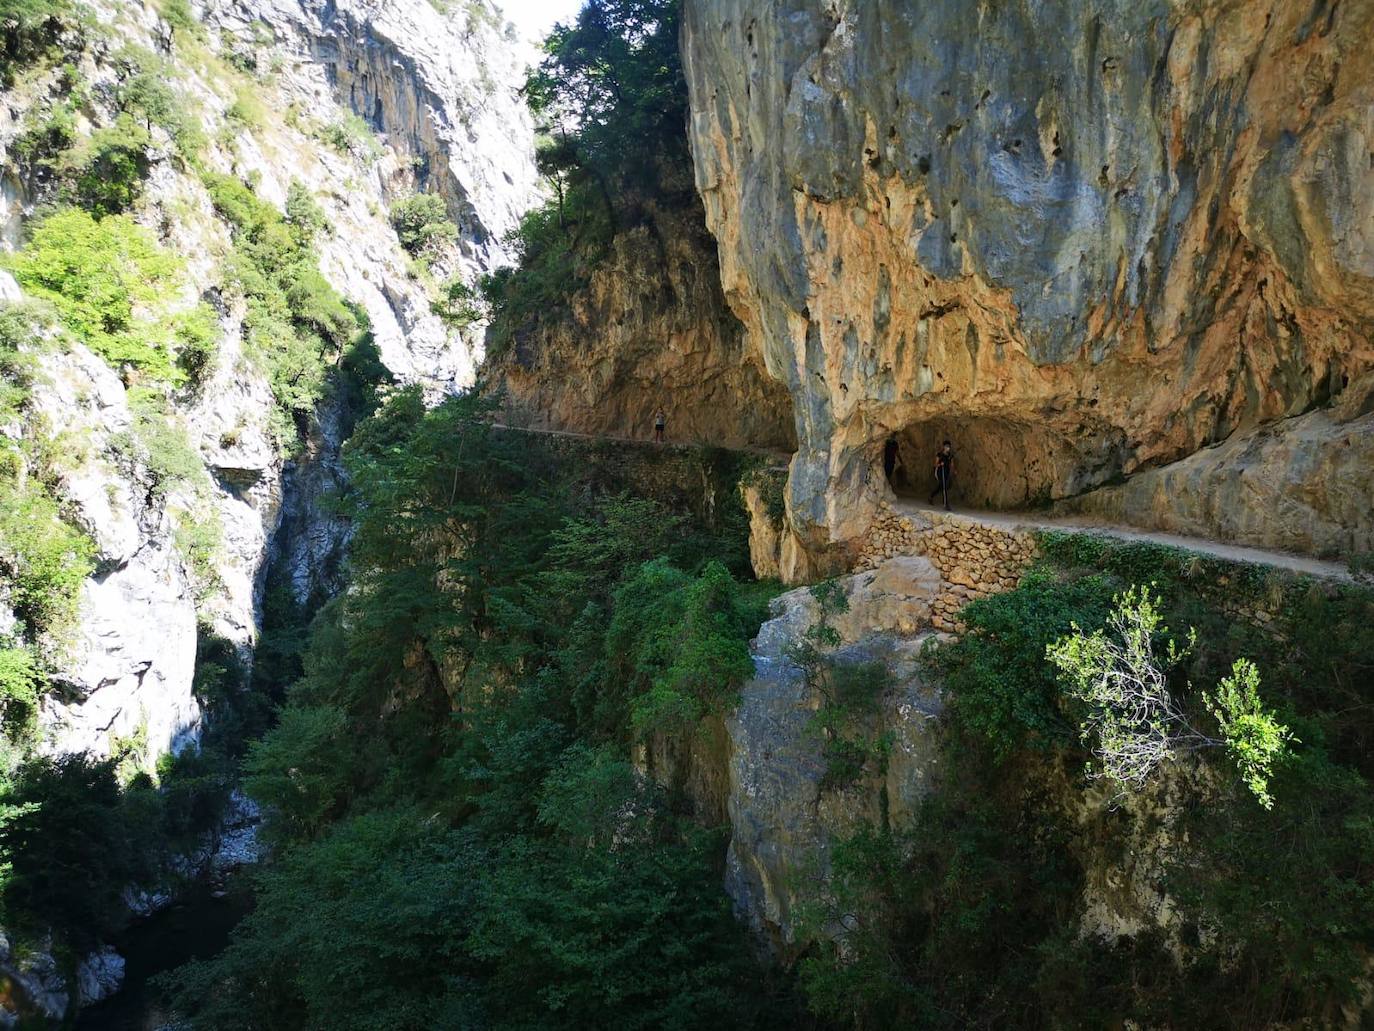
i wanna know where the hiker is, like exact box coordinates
[882,437,900,485]
[928,439,954,510]
[653,408,666,443]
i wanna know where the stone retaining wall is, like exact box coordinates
[854,503,1038,631]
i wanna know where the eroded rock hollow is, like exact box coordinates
[682,0,1374,577]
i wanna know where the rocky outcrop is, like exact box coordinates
[26,344,204,760]
[682,0,1374,575]
[1056,395,1374,560]
[725,556,944,946]
[487,199,797,452]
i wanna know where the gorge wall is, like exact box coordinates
[1,0,536,765]
[681,0,1374,578]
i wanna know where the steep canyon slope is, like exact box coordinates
[682,0,1374,578]
[1,0,536,767]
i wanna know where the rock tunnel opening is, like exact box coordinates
[878,415,1111,511]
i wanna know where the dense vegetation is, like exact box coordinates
[798,534,1374,1029]
[158,391,789,1028]
[480,0,695,353]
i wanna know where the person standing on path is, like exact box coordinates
[928,439,954,510]
[653,408,666,443]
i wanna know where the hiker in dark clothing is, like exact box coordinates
[653,408,666,443]
[882,437,900,484]
[928,440,954,510]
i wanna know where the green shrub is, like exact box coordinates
[285,180,330,241]
[0,476,94,642]
[0,0,78,85]
[225,84,266,132]
[431,275,485,329]
[319,112,381,164]
[112,44,204,159]
[388,193,457,257]
[108,388,205,498]
[173,303,219,387]
[174,509,222,607]
[0,302,49,418]
[4,207,191,380]
[12,93,78,169]
[58,118,153,215]
[156,0,201,40]
[0,647,40,740]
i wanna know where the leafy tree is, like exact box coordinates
[112,44,204,158]
[1048,585,1292,807]
[389,193,457,257]
[4,207,189,379]
[603,558,755,739]
[431,274,486,329]
[921,566,1116,756]
[242,704,350,844]
[162,808,482,1031]
[483,0,690,350]
[0,754,159,946]
[285,180,330,242]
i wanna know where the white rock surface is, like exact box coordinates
[0,0,540,761]
[76,947,126,1007]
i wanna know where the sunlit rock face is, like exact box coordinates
[2,0,540,761]
[682,0,1374,576]
[487,200,797,452]
[208,0,543,391]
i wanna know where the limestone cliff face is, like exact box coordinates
[207,0,543,392]
[724,557,944,948]
[682,0,1374,575]
[0,0,537,762]
[487,197,797,452]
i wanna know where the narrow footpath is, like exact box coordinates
[892,498,1354,583]
[490,423,1355,584]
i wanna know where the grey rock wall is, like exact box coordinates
[1,0,539,759]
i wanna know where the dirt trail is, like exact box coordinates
[892,499,1354,583]
[490,424,1356,583]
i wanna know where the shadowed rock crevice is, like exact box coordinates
[879,414,1128,510]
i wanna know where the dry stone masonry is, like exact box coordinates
[854,503,1038,632]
